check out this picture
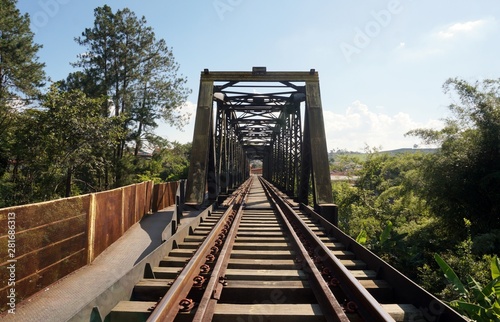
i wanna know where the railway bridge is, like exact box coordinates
[185,67,335,218]
[1,68,467,322]
[133,68,464,321]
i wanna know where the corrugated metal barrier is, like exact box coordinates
[0,180,177,311]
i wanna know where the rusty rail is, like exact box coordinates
[191,181,250,321]
[146,178,253,322]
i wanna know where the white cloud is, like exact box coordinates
[436,20,488,39]
[396,17,497,61]
[180,100,197,123]
[324,100,443,152]
[158,100,443,152]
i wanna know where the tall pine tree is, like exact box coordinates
[0,0,45,175]
[73,5,190,185]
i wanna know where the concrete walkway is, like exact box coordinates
[1,206,201,321]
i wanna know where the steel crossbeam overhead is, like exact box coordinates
[185,67,333,214]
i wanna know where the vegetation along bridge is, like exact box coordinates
[0,68,467,321]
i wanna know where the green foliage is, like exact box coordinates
[0,3,191,208]
[434,254,500,321]
[435,253,469,297]
[332,78,500,319]
[0,3,192,207]
[418,222,491,300]
[0,0,46,202]
[355,229,367,244]
[407,78,500,235]
[335,151,430,238]
[353,220,408,264]
[0,86,126,205]
[472,229,500,256]
[134,141,191,183]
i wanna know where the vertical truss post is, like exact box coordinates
[185,79,214,205]
[229,131,235,190]
[215,104,224,194]
[271,132,278,184]
[279,121,286,190]
[299,110,312,204]
[290,101,302,199]
[284,111,292,194]
[263,146,271,180]
[305,80,333,207]
[207,120,217,201]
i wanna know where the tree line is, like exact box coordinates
[0,1,191,207]
[331,78,500,320]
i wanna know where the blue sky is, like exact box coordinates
[17,0,500,151]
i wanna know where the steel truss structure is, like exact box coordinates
[185,68,334,213]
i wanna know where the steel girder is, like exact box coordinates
[185,68,332,209]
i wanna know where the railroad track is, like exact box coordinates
[109,176,466,322]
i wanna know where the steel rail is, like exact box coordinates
[259,177,350,322]
[191,178,252,321]
[146,178,252,322]
[259,177,396,322]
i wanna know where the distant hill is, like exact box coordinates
[381,148,438,155]
[328,148,438,164]
[329,148,437,157]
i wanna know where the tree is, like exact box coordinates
[407,78,500,235]
[39,86,125,197]
[0,0,45,103]
[0,86,125,206]
[131,37,191,156]
[0,0,45,178]
[135,141,191,183]
[73,5,190,184]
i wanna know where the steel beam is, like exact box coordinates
[201,70,318,82]
[305,81,333,206]
[298,110,311,204]
[185,80,214,205]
